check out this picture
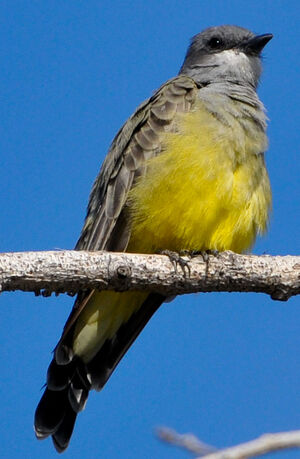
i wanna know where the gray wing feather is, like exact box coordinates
[75,75,198,252]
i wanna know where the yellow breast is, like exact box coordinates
[127,100,271,254]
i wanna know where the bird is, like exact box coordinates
[34,25,273,452]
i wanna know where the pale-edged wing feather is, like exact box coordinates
[75,75,198,252]
[58,76,198,343]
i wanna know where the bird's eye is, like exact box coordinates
[207,36,223,49]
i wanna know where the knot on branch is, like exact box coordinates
[116,265,132,279]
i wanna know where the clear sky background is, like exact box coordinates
[0,1,299,458]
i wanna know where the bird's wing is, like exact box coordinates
[75,75,198,251]
[57,75,198,348]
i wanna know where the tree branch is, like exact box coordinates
[0,250,299,301]
[200,431,300,458]
[157,427,300,458]
[157,427,216,455]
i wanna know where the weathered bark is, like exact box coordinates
[0,250,299,301]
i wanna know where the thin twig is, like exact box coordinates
[157,427,216,455]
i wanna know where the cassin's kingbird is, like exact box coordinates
[34,25,273,452]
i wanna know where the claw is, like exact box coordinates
[160,250,191,277]
[187,249,219,275]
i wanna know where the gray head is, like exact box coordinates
[179,25,272,88]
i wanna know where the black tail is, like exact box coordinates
[34,292,164,452]
[34,357,90,452]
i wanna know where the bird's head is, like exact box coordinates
[180,25,273,88]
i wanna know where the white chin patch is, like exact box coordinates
[217,49,249,66]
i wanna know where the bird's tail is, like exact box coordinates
[34,357,89,452]
[34,292,164,452]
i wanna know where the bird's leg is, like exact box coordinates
[160,250,191,277]
[188,249,219,276]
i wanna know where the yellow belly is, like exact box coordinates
[73,102,271,361]
[128,104,271,254]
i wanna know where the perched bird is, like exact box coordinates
[34,25,272,452]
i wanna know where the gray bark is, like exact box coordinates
[0,250,299,301]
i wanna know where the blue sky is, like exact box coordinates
[0,1,299,458]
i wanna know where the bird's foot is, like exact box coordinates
[189,249,219,276]
[160,250,191,277]
[189,249,219,262]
